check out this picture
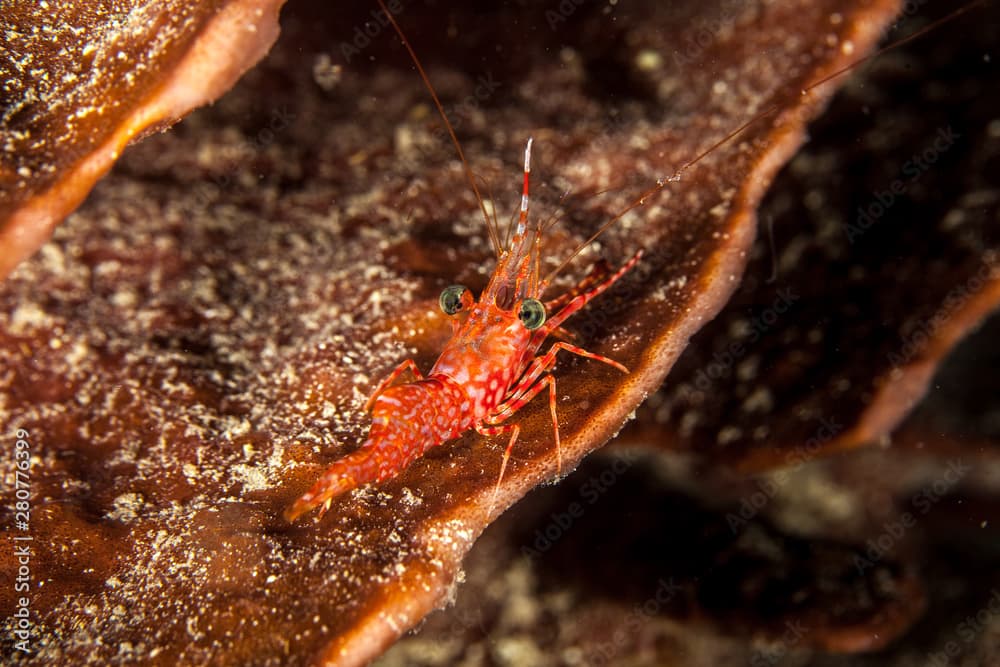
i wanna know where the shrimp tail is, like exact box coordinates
[283,438,380,522]
[285,380,457,522]
[285,420,424,522]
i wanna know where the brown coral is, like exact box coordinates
[0,0,286,279]
[1,1,997,666]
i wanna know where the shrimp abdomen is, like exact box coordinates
[285,378,472,521]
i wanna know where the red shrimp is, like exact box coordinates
[285,0,982,522]
[285,136,641,522]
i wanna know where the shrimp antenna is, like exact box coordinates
[375,0,503,258]
[541,0,985,289]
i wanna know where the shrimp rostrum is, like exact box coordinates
[285,139,641,522]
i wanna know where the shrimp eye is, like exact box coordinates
[518,298,546,330]
[439,285,471,315]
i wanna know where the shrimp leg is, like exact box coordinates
[478,374,558,512]
[488,341,629,477]
[365,359,424,412]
